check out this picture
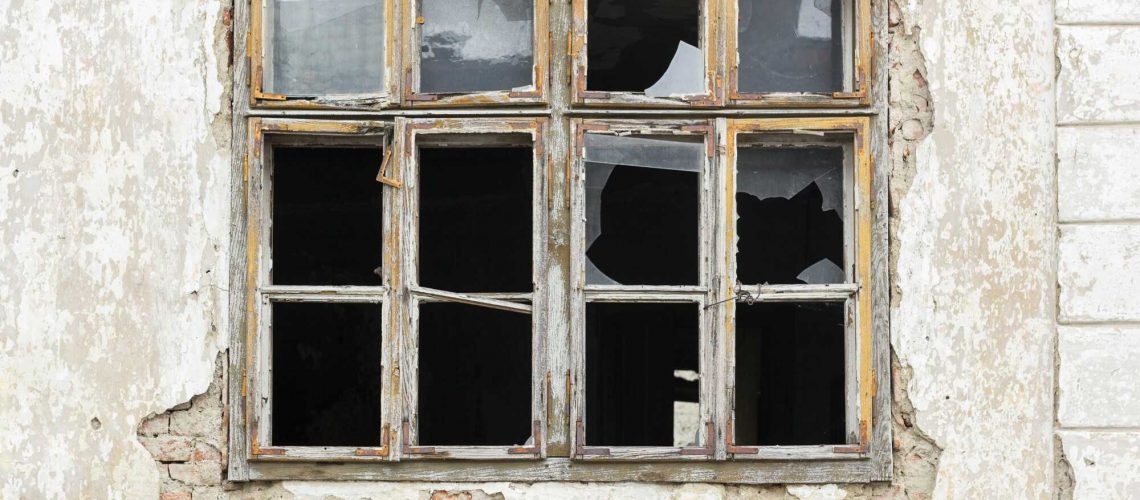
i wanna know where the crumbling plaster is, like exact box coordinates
[0,0,1061,498]
[0,1,232,497]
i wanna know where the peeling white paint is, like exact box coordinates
[0,1,230,497]
[892,0,1056,498]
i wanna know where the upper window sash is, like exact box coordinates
[244,118,398,461]
[403,0,550,106]
[722,117,873,459]
[727,0,872,107]
[250,0,400,108]
[570,0,721,107]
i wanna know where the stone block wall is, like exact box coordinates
[1056,1,1140,497]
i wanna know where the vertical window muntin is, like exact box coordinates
[570,0,720,107]
[724,118,872,459]
[247,119,397,460]
[251,0,400,108]
[403,0,550,106]
[398,118,548,459]
[569,120,717,459]
[727,0,871,107]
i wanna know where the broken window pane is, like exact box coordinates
[420,0,534,93]
[586,0,704,96]
[418,303,532,446]
[736,146,844,285]
[272,147,384,286]
[584,134,701,286]
[737,0,844,93]
[734,300,843,446]
[586,302,700,447]
[734,302,845,445]
[267,0,385,95]
[419,146,532,293]
[272,302,382,446]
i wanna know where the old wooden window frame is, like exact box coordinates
[726,0,872,107]
[723,117,873,459]
[394,117,550,460]
[568,119,718,460]
[402,0,550,106]
[230,0,889,485]
[569,0,721,107]
[243,118,398,461]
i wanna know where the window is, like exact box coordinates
[727,0,871,105]
[405,0,549,104]
[232,0,886,484]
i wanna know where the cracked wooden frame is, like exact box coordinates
[568,119,719,460]
[722,117,874,460]
[249,0,401,109]
[402,0,550,107]
[395,117,550,460]
[243,118,400,462]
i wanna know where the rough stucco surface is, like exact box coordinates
[1057,126,1140,222]
[1058,432,1140,499]
[0,1,230,497]
[1058,225,1140,323]
[890,0,1055,499]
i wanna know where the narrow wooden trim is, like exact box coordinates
[410,286,533,314]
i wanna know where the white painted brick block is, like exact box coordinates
[1059,325,1140,427]
[1058,27,1140,123]
[1058,225,1140,322]
[1058,431,1140,499]
[1059,126,1140,221]
[1057,0,1140,24]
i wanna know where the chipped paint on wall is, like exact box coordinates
[890,0,1056,498]
[0,0,232,497]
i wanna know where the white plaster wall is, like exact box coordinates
[1056,2,1140,498]
[0,1,230,498]
[891,0,1056,498]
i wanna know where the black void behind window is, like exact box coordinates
[586,0,704,96]
[734,301,845,446]
[272,146,384,286]
[584,134,702,286]
[586,302,701,447]
[418,303,533,446]
[737,0,845,93]
[419,0,535,93]
[271,302,383,447]
[418,145,533,293]
[736,145,845,285]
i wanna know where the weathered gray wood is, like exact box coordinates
[247,457,875,484]
[410,287,532,314]
[226,0,252,479]
[868,0,894,481]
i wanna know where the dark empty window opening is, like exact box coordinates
[737,0,845,93]
[417,302,533,446]
[586,302,701,447]
[584,134,702,286]
[271,302,383,447]
[586,0,703,96]
[734,301,846,446]
[418,145,533,293]
[736,145,845,285]
[272,146,384,286]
